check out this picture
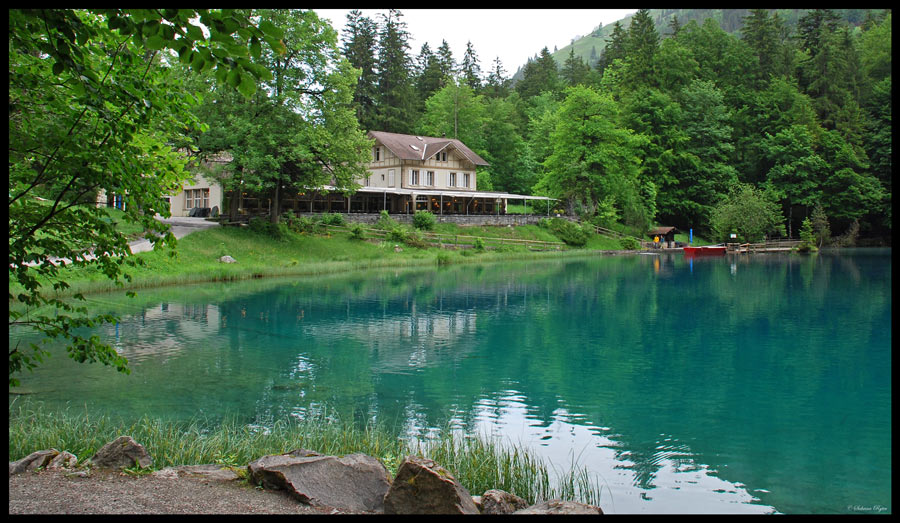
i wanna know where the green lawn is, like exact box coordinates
[13,216,695,300]
[14,223,611,298]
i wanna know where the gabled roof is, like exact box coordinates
[368,131,489,166]
[648,226,678,235]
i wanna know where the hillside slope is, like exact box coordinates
[512,8,881,80]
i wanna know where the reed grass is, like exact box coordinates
[9,399,606,507]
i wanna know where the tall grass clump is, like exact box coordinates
[8,400,404,473]
[9,400,608,507]
[408,431,606,507]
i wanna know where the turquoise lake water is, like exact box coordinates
[9,248,891,514]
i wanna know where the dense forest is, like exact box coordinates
[337,8,892,243]
[9,9,891,248]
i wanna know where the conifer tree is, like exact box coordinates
[374,9,415,133]
[484,56,511,99]
[460,41,483,91]
[624,8,660,89]
[415,42,444,107]
[436,39,457,86]
[341,10,379,131]
[561,47,590,87]
[516,47,560,98]
[598,21,627,74]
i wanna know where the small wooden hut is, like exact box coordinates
[648,226,678,248]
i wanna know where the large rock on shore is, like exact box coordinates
[247,449,391,513]
[513,499,604,514]
[89,436,153,470]
[10,450,58,475]
[383,455,480,514]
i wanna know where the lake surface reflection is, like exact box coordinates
[10,249,891,514]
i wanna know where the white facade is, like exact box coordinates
[362,143,478,192]
[166,173,224,217]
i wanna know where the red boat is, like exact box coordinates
[683,245,727,256]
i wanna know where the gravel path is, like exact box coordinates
[9,469,353,515]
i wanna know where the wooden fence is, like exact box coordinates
[587,224,645,246]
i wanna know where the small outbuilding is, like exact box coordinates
[648,226,678,248]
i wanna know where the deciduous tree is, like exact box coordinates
[9,8,284,385]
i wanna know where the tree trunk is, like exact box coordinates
[229,169,244,222]
[787,205,793,239]
[271,183,281,224]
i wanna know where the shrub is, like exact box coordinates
[413,210,436,230]
[548,218,588,247]
[796,217,818,253]
[321,212,345,226]
[376,210,397,230]
[436,251,452,266]
[537,218,551,229]
[296,217,320,234]
[249,217,292,241]
[281,210,299,232]
[404,228,428,248]
[388,226,407,243]
[473,237,485,252]
[619,237,640,250]
[349,223,365,240]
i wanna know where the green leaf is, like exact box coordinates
[258,20,284,39]
[249,36,261,60]
[237,71,257,98]
[146,35,166,51]
[215,66,228,84]
[185,23,204,42]
[226,67,241,88]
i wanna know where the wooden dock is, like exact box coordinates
[726,240,801,253]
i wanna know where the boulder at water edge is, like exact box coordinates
[382,455,480,514]
[480,489,530,514]
[89,436,153,470]
[45,451,78,471]
[10,449,62,475]
[248,450,392,513]
[513,499,604,514]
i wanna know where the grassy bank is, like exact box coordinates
[12,220,631,299]
[9,400,606,507]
